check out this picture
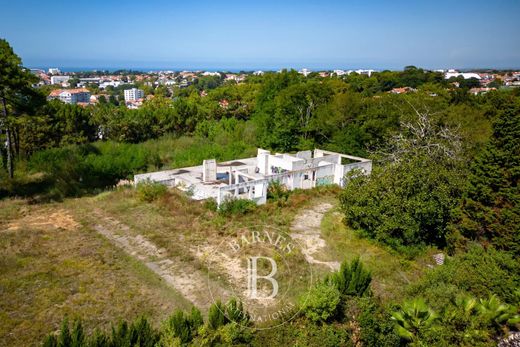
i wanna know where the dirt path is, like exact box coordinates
[91,210,229,311]
[290,202,340,271]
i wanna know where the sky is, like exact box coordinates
[1,0,519,71]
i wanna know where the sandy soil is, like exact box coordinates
[290,202,340,270]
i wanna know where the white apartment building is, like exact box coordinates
[50,75,70,85]
[47,88,91,104]
[124,88,145,102]
[48,68,61,75]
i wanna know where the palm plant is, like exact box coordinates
[391,298,438,345]
[477,295,520,328]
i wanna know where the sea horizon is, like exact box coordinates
[29,65,520,73]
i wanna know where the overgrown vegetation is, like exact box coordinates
[1,37,520,346]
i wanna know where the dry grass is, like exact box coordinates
[0,201,191,347]
[0,184,424,344]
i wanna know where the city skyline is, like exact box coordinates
[1,0,520,70]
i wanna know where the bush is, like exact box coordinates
[300,282,341,323]
[136,181,168,202]
[16,141,159,199]
[326,257,372,297]
[355,298,400,347]
[340,114,465,253]
[407,245,520,307]
[161,307,203,345]
[267,180,290,204]
[208,301,227,330]
[203,197,218,211]
[225,298,250,325]
[218,197,257,215]
[43,316,159,347]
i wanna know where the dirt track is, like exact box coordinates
[290,202,340,270]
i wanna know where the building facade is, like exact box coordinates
[135,148,372,206]
[48,88,91,104]
[50,75,70,85]
[124,88,145,102]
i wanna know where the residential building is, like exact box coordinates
[299,68,311,77]
[99,80,123,89]
[202,71,221,77]
[48,68,61,75]
[444,70,481,80]
[135,148,372,206]
[47,88,91,104]
[389,87,417,94]
[124,88,144,102]
[50,75,70,85]
[469,87,497,95]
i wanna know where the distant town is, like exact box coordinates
[32,67,520,109]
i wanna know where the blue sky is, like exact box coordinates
[1,0,519,70]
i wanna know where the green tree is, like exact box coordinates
[0,38,37,177]
[340,111,465,251]
[451,102,520,255]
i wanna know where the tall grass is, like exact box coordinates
[0,134,256,200]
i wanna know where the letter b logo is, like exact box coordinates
[247,256,278,299]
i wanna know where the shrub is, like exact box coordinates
[355,298,400,347]
[218,197,256,215]
[136,181,168,202]
[407,245,520,307]
[43,316,160,347]
[162,307,204,345]
[326,257,372,297]
[217,321,254,345]
[208,301,227,330]
[267,180,290,204]
[225,298,250,325]
[300,282,341,323]
[203,197,218,211]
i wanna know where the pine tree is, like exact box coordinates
[453,102,520,255]
[0,38,38,178]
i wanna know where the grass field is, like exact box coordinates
[0,186,432,345]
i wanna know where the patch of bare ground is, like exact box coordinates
[5,208,79,232]
[290,202,340,271]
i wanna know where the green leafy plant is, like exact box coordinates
[391,298,438,344]
[217,197,256,215]
[136,180,168,202]
[300,282,341,323]
[326,257,372,297]
[162,307,204,345]
[208,301,227,330]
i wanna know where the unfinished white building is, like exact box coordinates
[134,149,372,205]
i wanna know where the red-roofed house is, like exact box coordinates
[48,88,91,104]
